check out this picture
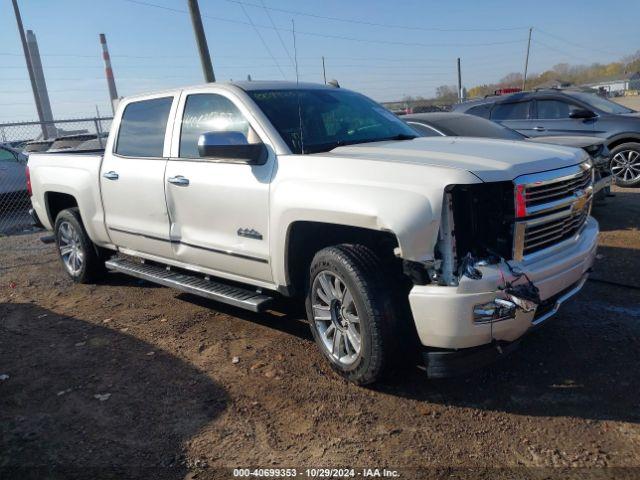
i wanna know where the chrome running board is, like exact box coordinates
[105,257,273,312]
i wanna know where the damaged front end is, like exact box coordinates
[407,164,597,376]
[586,144,612,196]
[432,181,514,286]
[431,181,543,324]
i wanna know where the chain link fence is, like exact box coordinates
[0,117,112,236]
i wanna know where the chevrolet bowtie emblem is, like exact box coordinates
[572,190,588,213]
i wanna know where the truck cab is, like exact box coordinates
[28,81,599,384]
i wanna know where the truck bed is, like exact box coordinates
[28,151,105,236]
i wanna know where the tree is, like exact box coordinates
[435,85,458,103]
[499,72,523,87]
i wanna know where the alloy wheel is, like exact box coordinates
[611,149,640,184]
[58,220,84,276]
[311,271,362,366]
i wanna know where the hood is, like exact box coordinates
[620,111,640,118]
[526,135,604,149]
[325,137,587,182]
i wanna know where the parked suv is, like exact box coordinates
[454,89,640,187]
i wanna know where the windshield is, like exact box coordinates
[568,92,634,114]
[247,89,417,154]
[427,115,525,140]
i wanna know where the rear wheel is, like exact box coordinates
[54,208,106,283]
[306,245,398,385]
[610,142,640,187]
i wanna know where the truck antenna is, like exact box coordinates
[292,19,304,154]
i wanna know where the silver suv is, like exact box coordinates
[454,89,640,187]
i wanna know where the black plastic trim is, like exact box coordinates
[422,340,521,379]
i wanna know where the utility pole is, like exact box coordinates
[522,27,533,90]
[26,30,56,138]
[322,56,327,84]
[12,0,47,138]
[100,34,119,114]
[457,57,463,103]
[187,0,215,82]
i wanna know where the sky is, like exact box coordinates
[0,0,638,122]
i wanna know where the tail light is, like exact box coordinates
[26,165,32,197]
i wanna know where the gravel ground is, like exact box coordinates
[0,186,639,479]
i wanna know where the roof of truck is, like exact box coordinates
[122,81,337,102]
[233,80,334,91]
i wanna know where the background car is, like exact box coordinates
[453,89,640,187]
[403,112,612,197]
[0,143,28,197]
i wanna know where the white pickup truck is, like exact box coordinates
[28,81,598,384]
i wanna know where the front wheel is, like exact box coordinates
[54,208,106,283]
[610,142,640,187]
[305,245,398,385]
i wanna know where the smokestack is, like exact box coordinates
[26,30,56,138]
[100,33,119,114]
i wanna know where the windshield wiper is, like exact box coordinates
[327,134,417,149]
[382,133,418,141]
[305,134,417,154]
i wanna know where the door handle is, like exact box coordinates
[167,175,190,186]
[533,126,546,132]
[103,171,119,180]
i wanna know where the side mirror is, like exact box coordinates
[569,108,596,119]
[197,131,267,165]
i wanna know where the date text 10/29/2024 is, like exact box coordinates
[233,468,401,478]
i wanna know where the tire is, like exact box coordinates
[609,142,640,187]
[54,208,106,283]
[305,244,398,385]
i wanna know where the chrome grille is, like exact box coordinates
[513,162,593,261]
[525,167,592,207]
[522,202,590,255]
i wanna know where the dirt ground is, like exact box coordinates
[1,187,639,479]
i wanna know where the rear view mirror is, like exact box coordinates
[569,108,596,119]
[197,131,267,165]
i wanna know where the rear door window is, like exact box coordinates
[491,101,532,120]
[536,99,582,119]
[115,97,173,157]
[465,104,492,119]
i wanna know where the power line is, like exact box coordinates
[532,39,593,64]
[221,0,529,32]
[535,28,620,57]
[0,51,531,65]
[237,2,287,78]
[258,0,294,66]
[122,0,527,49]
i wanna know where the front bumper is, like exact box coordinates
[408,216,598,350]
[421,276,587,378]
[592,155,612,195]
[593,171,612,195]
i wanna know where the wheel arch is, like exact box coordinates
[45,191,79,227]
[606,134,640,151]
[282,221,401,297]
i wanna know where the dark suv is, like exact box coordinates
[454,89,640,187]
